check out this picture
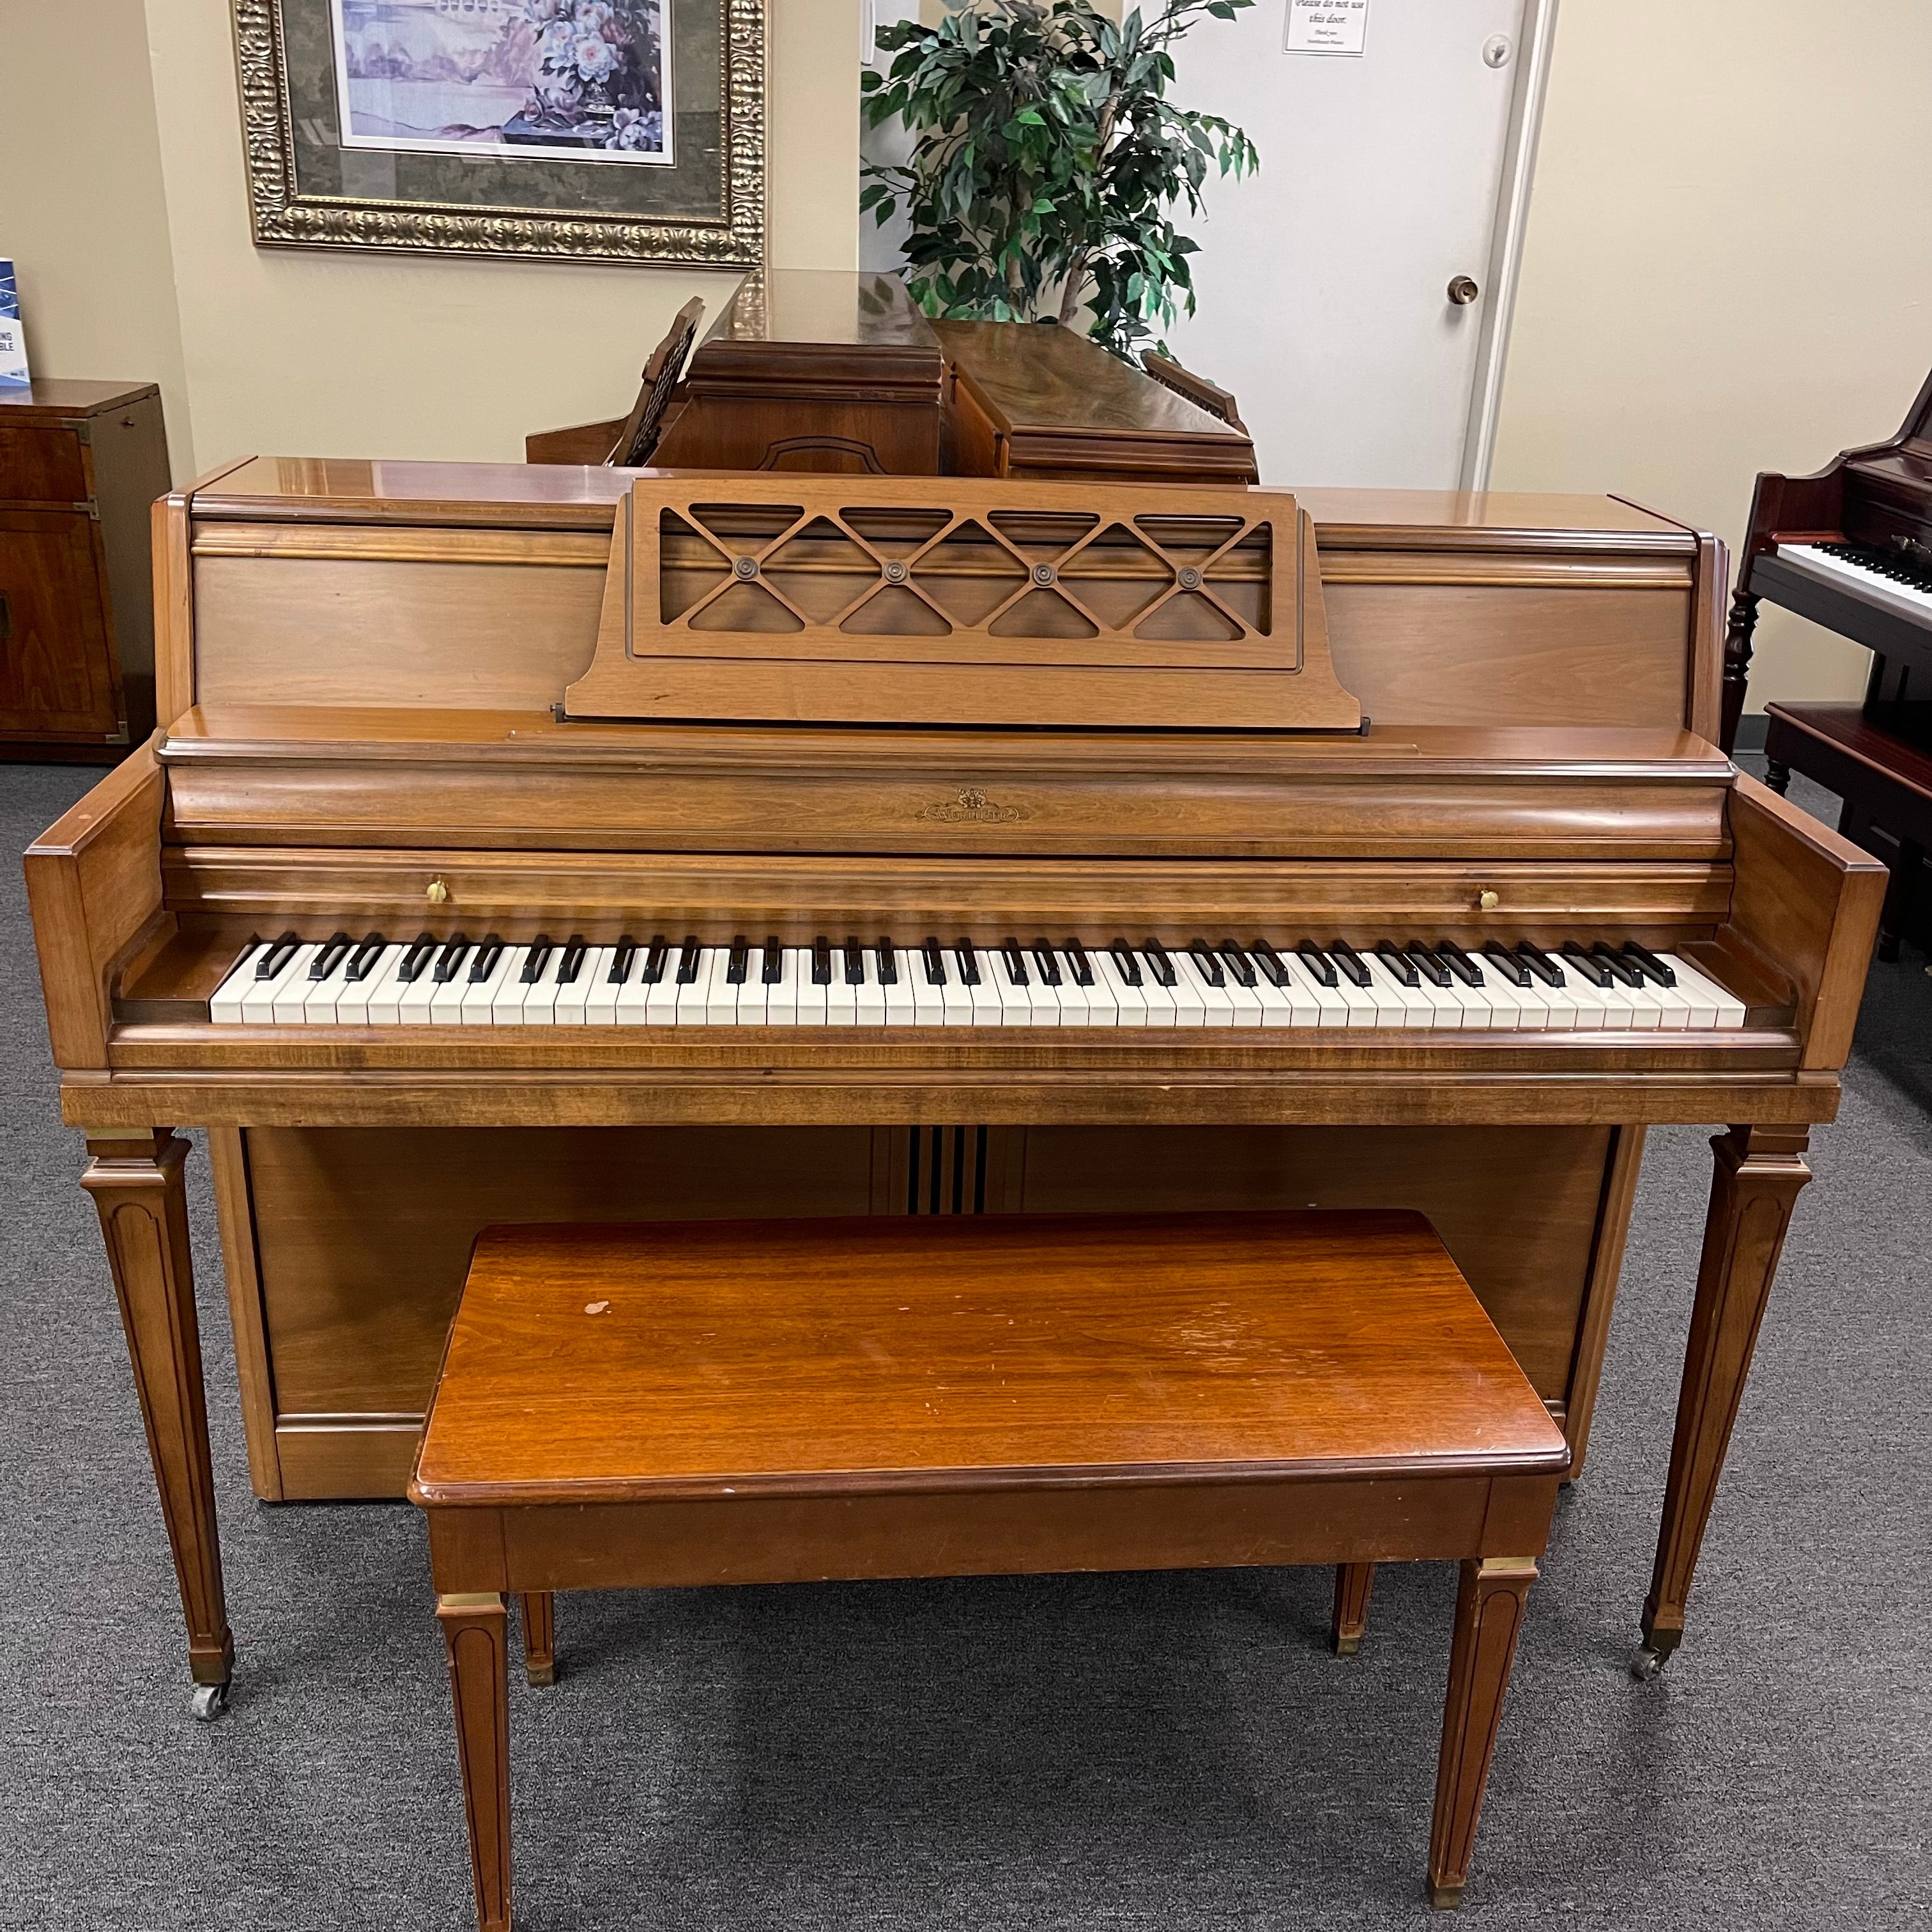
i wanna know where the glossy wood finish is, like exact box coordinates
[1141,350,1250,436]
[415,1211,1561,1922]
[80,1130,233,1691]
[1764,702,1932,959]
[0,379,169,754]
[569,477,1359,730]
[935,320,1259,486]
[1637,1124,1810,1671]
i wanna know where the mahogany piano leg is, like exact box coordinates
[1763,758,1792,796]
[1633,1125,1811,1679]
[440,1593,513,1932]
[518,1591,556,1687]
[1719,587,1761,755]
[1331,1562,1374,1655]
[80,1129,234,1717]
[1427,1556,1536,1909]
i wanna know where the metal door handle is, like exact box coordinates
[1448,276,1481,306]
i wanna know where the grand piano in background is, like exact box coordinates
[26,454,1879,1722]
[1726,361,1932,956]
[528,270,1260,486]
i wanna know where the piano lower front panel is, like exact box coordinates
[221,1121,1634,1502]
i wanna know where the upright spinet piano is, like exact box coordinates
[27,456,1880,1719]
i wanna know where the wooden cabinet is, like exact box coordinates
[0,379,171,758]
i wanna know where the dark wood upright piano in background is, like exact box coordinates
[26,452,1881,1721]
[1726,360,1932,955]
[530,270,1258,485]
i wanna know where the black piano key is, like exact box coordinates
[399,933,438,983]
[1249,940,1288,988]
[556,936,588,985]
[843,938,866,986]
[1376,941,1420,988]
[1188,941,1225,988]
[1621,942,1676,987]
[1404,944,1450,989]
[468,935,505,984]
[921,938,947,987]
[433,935,472,983]
[1215,944,1256,990]
[1512,941,1565,987]
[641,935,670,984]
[1589,942,1643,988]
[1064,939,1094,986]
[608,937,638,985]
[1436,940,1485,988]
[308,931,352,981]
[1296,942,1338,988]
[876,939,898,985]
[519,935,555,985]
[1031,941,1063,986]
[1480,942,1530,988]
[1000,939,1031,987]
[675,936,703,985]
[954,940,981,986]
[344,933,387,983]
[811,937,833,985]
[1330,940,1372,988]
[256,931,300,980]
[1109,940,1144,987]
[1560,942,1613,988]
[762,937,783,985]
[726,935,750,985]
[1142,939,1177,988]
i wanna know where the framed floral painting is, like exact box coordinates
[234,0,764,265]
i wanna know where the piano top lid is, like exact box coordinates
[707,268,942,353]
[185,457,1702,552]
[157,704,1734,782]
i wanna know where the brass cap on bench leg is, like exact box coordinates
[1428,1880,1466,1910]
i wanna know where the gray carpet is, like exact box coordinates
[1,756,1927,1932]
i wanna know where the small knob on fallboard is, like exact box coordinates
[427,878,450,905]
[1476,889,1501,911]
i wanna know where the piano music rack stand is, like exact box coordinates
[410,1210,1567,1926]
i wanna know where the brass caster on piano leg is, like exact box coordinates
[1629,1643,1668,1683]
[190,1682,231,1722]
[1427,1880,1466,1910]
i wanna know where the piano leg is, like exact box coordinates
[1634,1124,1810,1679]
[1719,588,1760,755]
[80,1129,234,1716]
[518,1591,556,1686]
[1331,1562,1374,1655]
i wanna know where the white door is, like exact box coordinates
[1161,0,1547,487]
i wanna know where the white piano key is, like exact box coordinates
[763,947,801,1025]
[827,949,861,1025]
[1095,949,1148,1025]
[1658,954,1745,1029]
[235,944,308,1024]
[266,944,327,1023]
[797,952,832,1025]
[1159,951,1208,1027]
[555,947,606,1025]
[1253,953,1319,1027]
[522,947,574,1026]
[990,947,1044,1025]
[910,948,946,1025]
[702,947,740,1026]
[1364,954,1437,1030]
[855,949,888,1027]
[298,947,356,1023]
[1045,948,1094,1025]
[1326,963,1382,1029]
[427,954,474,1024]
[669,949,712,1027]
[1075,952,1119,1026]
[334,944,405,1025]
[489,946,535,1024]
[395,947,444,1024]
[955,950,1001,1025]
[1179,949,1238,1026]
[209,944,263,1024]
[735,947,772,1025]
[1282,954,1349,1027]
[1777,542,1932,629]
[1341,954,1404,1027]
[585,946,631,1025]
[882,950,918,1025]
[459,945,517,1023]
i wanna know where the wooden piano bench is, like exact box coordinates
[410,1210,1568,1929]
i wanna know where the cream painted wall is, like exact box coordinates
[1491,0,1932,717]
[1,3,859,477]
[0,0,194,479]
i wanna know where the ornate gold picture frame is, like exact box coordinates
[233,1,764,266]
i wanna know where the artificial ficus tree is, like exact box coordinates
[861,0,1259,362]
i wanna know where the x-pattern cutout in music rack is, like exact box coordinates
[567,475,1363,731]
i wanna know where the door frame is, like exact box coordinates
[1459,0,1561,489]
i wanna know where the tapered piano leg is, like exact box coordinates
[1719,587,1760,755]
[1331,1562,1374,1655]
[440,1593,512,1932]
[518,1592,555,1686]
[80,1129,234,1714]
[1634,1125,1811,1680]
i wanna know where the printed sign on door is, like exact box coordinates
[1285,0,1369,56]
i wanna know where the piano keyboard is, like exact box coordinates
[1776,540,1932,629]
[210,933,1747,1031]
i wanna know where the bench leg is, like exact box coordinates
[1427,1556,1536,1909]
[440,1594,513,1932]
[1878,837,1922,963]
[1331,1563,1374,1655]
[519,1592,556,1687]
[81,1130,234,1718]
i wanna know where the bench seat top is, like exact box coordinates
[411,1210,1568,1508]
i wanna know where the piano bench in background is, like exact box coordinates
[410,1211,1568,1928]
[1763,702,1932,960]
